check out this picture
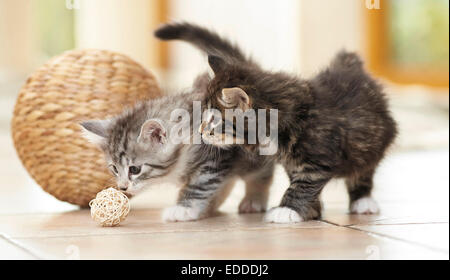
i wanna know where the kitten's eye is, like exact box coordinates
[109,165,118,175]
[129,166,141,175]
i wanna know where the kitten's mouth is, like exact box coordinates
[119,190,133,198]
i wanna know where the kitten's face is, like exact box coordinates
[200,56,254,147]
[81,118,180,196]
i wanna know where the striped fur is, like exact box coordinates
[81,73,275,221]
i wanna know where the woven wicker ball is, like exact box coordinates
[11,49,161,207]
[89,187,130,227]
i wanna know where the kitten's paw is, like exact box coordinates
[162,205,203,222]
[350,197,380,214]
[264,207,303,223]
[239,197,266,214]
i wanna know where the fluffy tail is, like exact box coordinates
[330,50,364,71]
[154,22,246,61]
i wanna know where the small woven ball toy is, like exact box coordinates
[89,188,130,227]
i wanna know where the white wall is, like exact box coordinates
[166,0,364,88]
[0,0,35,81]
[74,0,160,71]
[167,0,302,89]
[299,0,363,77]
[0,0,363,91]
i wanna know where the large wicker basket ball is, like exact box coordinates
[11,49,161,207]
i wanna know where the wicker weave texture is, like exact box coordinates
[11,49,161,207]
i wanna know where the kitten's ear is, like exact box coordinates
[219,87,251,111]
[80,119,111,146]
[208,55,227,74]
[137,119,167,146]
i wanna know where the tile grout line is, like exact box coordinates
[319,219,345,227]
[348,226,449,255]
[10,224,333,240]
[352,221,449,226]
[0,208,191,217]
[0,233,44,260]
[4,213,447,256]
[320,219,449,228]
[321,220,449,255]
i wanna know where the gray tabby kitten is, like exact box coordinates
[81,74,275,222]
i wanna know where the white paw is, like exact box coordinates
[239,198,266,213]
[162,205,203,222]
[264,207,303,223]
[350,197,380,214]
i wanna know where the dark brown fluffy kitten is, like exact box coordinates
[155,23,398,223]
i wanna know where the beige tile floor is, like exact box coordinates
[0,130,448,260]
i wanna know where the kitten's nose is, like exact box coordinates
[119,186,128,191]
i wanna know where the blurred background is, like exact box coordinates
[0,0,448,212]
[1,0,448,145]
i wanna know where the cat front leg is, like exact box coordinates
[163,162,235,222]
[162,204,204,222]
[265,166,331,223]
